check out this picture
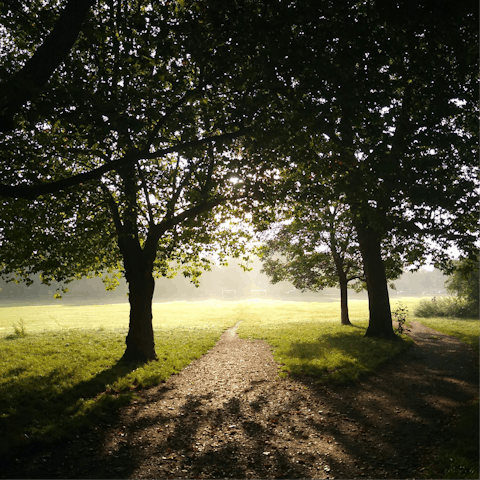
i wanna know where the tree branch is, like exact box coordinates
[0,128,248,200]
[136,162,155,228]
[346,275,365,283]
[166,161,194,219]
[100,184,123,236]
[144,192,248,263]
[0,0,96,132]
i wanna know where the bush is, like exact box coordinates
[414,296,478,318]
[445,257,479,307]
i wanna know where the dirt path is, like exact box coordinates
[4,321,478,479]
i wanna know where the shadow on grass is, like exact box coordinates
[0,357,143,461]
[1,325,477,480]
[281,329,411,382]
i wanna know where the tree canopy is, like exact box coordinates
[259,204,364,326]
[0,0,275,360]
[0,0,477,355]
[0,0,96,132]
[445,255,479,316]
[242,0,479,338]
[259,203,403,325]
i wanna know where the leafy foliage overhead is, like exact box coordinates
[0,0,96,132]
[0,0,275,290]
[445,255,479,312]
[245,0,479,267]
[259,202,403,293]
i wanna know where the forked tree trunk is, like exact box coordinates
[106,165,158,362]
[354,219,398,341]
[121,264,157,362]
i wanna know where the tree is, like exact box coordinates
[259,203,402,325]
[0,0,96,132]
[1,0,477,353]
[0,1,272,361]
[445,255,479,316]
[260,205,361,326]
[243,0,479,339]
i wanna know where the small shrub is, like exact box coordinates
[12,318,27,337]
[392,302,408,334]
[414,296,478,318]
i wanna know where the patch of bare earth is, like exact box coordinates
[3,321,478,479]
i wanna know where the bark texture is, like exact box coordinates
[122,264,157,362]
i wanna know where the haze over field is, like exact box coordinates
[0,257,448,305]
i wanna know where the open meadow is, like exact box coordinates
[1,298,478,468]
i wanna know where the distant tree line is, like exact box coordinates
[0,262,450,303]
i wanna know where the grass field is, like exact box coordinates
[234,299,412,382]
[0,301,242,460]
[0,297,478,469]
[0,300,246,334]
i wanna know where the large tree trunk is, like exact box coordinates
[121,262,157,362]
[111,164,158,362]
[354,220,398,340]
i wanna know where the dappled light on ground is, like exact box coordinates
[2,320,477,479]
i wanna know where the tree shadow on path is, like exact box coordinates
[2,321,478,479]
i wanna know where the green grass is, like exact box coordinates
[2,297,476,471]
[0,300,246,334]
[0,301,241,460]
[234,300,412,383]
[407,303,479,479]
